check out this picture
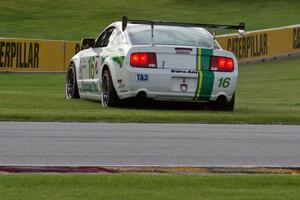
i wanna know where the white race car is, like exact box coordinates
[66,16,245,111]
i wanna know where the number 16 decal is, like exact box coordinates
[218,77,231,88]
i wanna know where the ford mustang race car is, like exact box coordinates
[65,16,245,111]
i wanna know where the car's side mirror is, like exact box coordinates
[81,38,95,49]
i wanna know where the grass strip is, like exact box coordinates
[0,57,299,124]
[0,174,300,200]
[1,0,300,40]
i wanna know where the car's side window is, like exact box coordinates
[94,32,106,48]
[95,27,116,48]
[108,31,124,46]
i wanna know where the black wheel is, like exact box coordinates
[224,93,235,111]
[65,63,79,99]
[101,69,119,107]
[208,93,235,111]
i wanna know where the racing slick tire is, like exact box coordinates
[65,63,80,99]
[101,69,119,107]
[208,93,235,111]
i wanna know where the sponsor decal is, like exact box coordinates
[175,47,192,54]
[112,56,125,67]
[293,27,300,49]
[81,82,99,92]
[180,78,188,93]
[88,57,96,79]
[171,69,198,74]
[136,74,149,81]
[227,33,268,59]
[117,79,125,89]
[0,42,39,68]
[194,48,214,101]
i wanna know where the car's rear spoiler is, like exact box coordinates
[122,16,245,45]
[122,16,245,32]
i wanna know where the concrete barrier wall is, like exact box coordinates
[1,24,300,72]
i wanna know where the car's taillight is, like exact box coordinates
[210,56,234,72]
[130,52,157,68]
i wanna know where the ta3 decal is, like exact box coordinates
[136,74,149,81]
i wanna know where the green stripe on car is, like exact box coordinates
[194,48,215,101]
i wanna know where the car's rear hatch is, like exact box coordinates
[128,45,217,71]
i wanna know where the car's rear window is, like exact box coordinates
[127,24,218,48]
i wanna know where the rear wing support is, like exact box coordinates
[122,16,245,45]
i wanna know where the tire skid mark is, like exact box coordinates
[0,166,116,173]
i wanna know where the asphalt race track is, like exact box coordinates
[0,122,299,167]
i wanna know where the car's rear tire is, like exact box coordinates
[65,63,79,99]
[101,69,119,107]
[208,93,235,111]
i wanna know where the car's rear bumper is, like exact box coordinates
[116,66,237,102]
